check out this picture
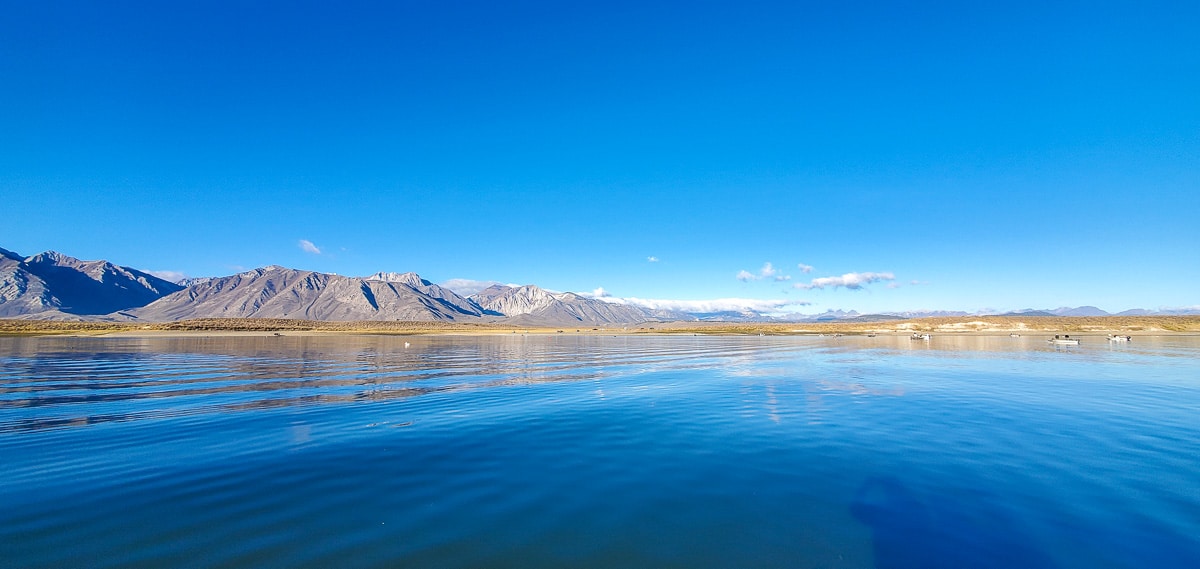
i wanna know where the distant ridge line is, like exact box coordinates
[2,244,1197,323]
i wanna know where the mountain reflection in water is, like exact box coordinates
[2,334,1198,568]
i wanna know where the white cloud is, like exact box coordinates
[440,278,507,296]
[580,287,612,298]
[647,256,660,263]
[797,263,813,274]
[298,239,321,255]
[737,262,783,282]
[774,275,791,282]
[794,271,895,290]
[887,282,901,289]
[602,296,807,313]
[147,270,186,283]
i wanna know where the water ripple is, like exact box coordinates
[1,334,1199,568]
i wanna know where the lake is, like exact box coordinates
[2,334,1198,568]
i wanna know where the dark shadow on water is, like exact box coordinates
[851,476,1056,569]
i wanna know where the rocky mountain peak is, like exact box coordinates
[1,247,182,317]
[469,284,558,316]
[24,250,76,265]
[365,272,429,287]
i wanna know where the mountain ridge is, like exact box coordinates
[128,266,485,322]
[469,284,656,325]
[1,248,182,318]
[2,244,1196,323]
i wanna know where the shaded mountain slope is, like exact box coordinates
[365,272,497,316]
[0,249,182,317]
[129,266,485,322]
[470,284,649,325]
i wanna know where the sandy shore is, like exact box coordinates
[2,316,1198,338]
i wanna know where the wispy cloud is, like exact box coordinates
[298,239,321,255]
[794,271,895,290]
[797,263,813,274]
[774,275,791,282]
[603,296,807,313]
[737,262,786,282]
[147,270,186,283]
[647,256,660,263]
[440,278,516,296]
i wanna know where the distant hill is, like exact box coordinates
[1154,307,1200,316]
[689,310,768,322]
[881,310,972,319]
[809,309,861,322]
[1049,306,1110,317]
[470,284,651,325]
[4,243,1195,323]
[994,306,1129,317]
[365,271,498,316]
[1109,308,1200,316]
[128,266,486,322]
[0,248,181,318]
[999,309,1056,317]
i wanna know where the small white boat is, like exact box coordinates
[1009,333,1021,338]
[1107,334,1132,342]
[910,333,931,341]
[1048,335,1080,346]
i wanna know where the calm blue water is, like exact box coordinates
[1,334,1198,568]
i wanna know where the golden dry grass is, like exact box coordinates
[1,316,1198,336]
[0,318,496,335]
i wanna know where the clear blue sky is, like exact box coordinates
[2,1,1197,314]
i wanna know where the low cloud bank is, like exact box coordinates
[603,296,806,313]
[795,272,895,290]
[441,278,506,296]
[147,270,186,283]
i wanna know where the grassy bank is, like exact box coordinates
[2,316,1198,336]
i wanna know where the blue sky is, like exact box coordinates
[2,1,1197,314]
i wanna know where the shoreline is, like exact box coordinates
[2,316,1198,338]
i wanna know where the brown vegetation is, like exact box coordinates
[0,318,506,335]
[1,315,1198,336]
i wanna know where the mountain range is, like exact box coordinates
[2,245,1196,324]
[0,247,182,319]
[0,246,680,325]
